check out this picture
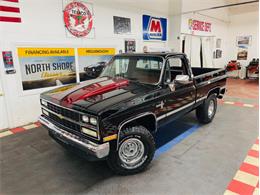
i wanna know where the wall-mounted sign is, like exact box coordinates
[78,48,115,81]
[113,16,131,34]
[237,46,248,60]
[188,19,211,32]
[63,1,94,38]
[237,35,252,47]
[2,51,16,74]
[125,39,136,53]
[143,15,167,41]
[17,48,76,90]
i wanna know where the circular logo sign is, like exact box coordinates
[63,2,93,37]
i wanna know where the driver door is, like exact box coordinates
[158,56,196,124]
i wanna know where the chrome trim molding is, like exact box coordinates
[117,112,157,150]
[157,101,195,121]
[39,116,109,158]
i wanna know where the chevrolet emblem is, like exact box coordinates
[57,114,64,119]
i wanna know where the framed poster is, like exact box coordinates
[237,46,248,60]
[2,51,16,74]
[113,16,131,34]
[124,39,136,53]
[17,48,76,90]
[216,38,221,48]
[78,48,115,81]
[143,15,167,41]
[237,36,252,47]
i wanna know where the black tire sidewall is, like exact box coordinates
[204,94,217,122]
[107,126,155,175]
[196,94,217,124]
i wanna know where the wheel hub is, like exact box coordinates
[119,138,145,169]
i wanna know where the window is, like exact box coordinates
[136,58,162,70]
[101,56,163,84]
[165,57,187,82]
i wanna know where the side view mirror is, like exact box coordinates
[175,75,190,85]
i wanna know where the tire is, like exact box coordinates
[196,94,217,124]
[107,126,155,175]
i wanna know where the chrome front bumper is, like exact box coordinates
[39,116,109,159]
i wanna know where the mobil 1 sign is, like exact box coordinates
[143,15,167,41]
[18,48,76,90]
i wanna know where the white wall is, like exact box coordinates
[0,0,174,128]
[227,11,259,66]
[180,12,230,68]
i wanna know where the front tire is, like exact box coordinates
[107,126,155,175]
[196,94,217,124]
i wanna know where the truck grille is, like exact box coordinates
[46,102,81,132]
[48,112,81,132]
[47,102,80,122]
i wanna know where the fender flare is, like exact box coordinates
[116,112,157,150]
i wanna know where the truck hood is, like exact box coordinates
[41,77,158,115]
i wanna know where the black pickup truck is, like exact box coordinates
[39,52,227,175]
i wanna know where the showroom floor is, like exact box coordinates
[0,78,258,195]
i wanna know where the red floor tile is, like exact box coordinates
[239,162,259,176]
[248,149,259,158]
[10,127,25,134]
[227,179,255,195]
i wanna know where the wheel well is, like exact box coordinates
[120,114,157,134]
[208,88,220,98]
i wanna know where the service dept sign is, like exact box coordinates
[143,15,167,41]
[63,1,94,38]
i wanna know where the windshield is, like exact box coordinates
[100,56,163,84]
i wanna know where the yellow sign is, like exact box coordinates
[17,48,75,57]
[78,48,115,56]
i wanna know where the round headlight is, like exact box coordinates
[90,117,97,125]
[82,115,89,123]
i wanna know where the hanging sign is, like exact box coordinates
[17,48,76,90]
[63,1,94,38]
[143,15,167,41]
[188,19,211,32]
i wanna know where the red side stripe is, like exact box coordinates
[0,16,21,23]
[227,179,255,195]
[0,6,20,13]
[10,127,25,134]
[2,0,19,2]
[248,149,259,158]
[239,162,259,176]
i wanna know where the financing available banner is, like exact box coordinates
[78,48,115,81]
[18,48,76,90]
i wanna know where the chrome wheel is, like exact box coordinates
[208,100,215,118]
[118,138,145,169]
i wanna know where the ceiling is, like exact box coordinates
[94,0,259,16]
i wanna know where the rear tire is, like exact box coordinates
[196,94,217,124]
[107,126,155,175]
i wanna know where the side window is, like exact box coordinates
[166,57,187,81]
[168,58,183,68]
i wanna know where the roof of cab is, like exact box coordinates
[115,52,186,58]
